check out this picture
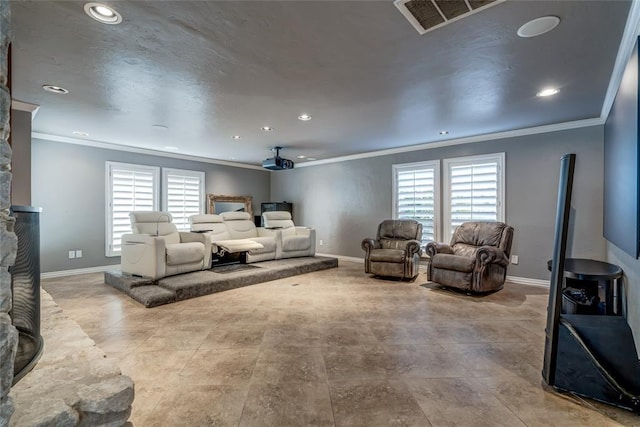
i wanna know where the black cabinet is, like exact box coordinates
[260,202,293,226]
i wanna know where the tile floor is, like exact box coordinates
[42,261,640,426]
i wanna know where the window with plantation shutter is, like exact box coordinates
[392,160,440,246]
[443,153,505,239]
[106,162,159,257]
[162,168,205,231]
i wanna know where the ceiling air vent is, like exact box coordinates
[394,0,505,35]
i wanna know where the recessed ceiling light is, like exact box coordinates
[164,146,178,150]
[517,16,560,38]
[537,88,560,97]
[42,85,69,94]
[297,155,307,159]
[84,2,122,24]
[298,114,312,121]
[260,126,274,132]
[232,135,242,140]
[72,131,89,137]
[439,130,449,135]
[307,157,317,161]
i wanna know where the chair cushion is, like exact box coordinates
[369,249,406,263]
[283,235,310,251]
[250,236,277,253]
[452,222,507,248]
[165,242,204,265]
[378,220,421,240]
[432,253,475,273]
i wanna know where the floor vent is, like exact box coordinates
[394,0,505,35]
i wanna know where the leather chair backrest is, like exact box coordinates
[377,220,422,250]
[129,211,180,245]
[189,214,230,240]
[450,221,512,257]
[221,211,258,239]
[263,211,295,229]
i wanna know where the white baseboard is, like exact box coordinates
[506,275,550,287]
[41,265,118,279]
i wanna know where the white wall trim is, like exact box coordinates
[32,132,265,171]
[601,0,640,120]
[506,275,549,288]
[41,265,118,280]
[297,118,604,168]
[12,100,40,117]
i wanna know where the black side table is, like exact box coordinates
[547,258,623,315]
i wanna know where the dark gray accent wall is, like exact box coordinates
[271,126,606,280]
[32,138,270,273]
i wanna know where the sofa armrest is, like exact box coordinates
[361,238,381,253]
[121,234,167,279]
[425,242,453,258]
[256,227,281,238]
[475,246,509,268]
[179,232,212,269]
[405,239,422,257]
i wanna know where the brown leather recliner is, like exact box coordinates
[362,220,423,280]
[426,221,514,293]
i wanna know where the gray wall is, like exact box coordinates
[32,138,271,273]
[10,109,32,206]
[271,125,606,280]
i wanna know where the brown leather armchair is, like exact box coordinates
[362,220,423,280]
[426,221,514,293]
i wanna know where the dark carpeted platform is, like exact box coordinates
[104,256,339,307]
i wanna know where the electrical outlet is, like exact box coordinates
[511,255,519,265]
[75,250,83,258]
[319,239,324,246]
[68,250,75,259]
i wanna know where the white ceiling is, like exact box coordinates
[10,1,633,166]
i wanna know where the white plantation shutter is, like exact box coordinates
[162,168,205,231]
[106,162,159,256]
[393,161,440,245]
[443,153,505,239]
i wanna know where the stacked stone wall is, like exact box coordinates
[0,1,18,424]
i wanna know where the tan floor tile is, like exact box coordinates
[406,377,526,426]
[143,385,248,427]
[322,345,396,381]
[329,379,431,427]
[178,347,259,388]
[38,266,635,426]
[476,374,625,426]
[251,347,327,383]
[240,381,334,427]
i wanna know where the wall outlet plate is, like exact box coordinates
[511,255,519,264]
[75,250,83,258]
[319,239,324,246]
[68,250,75,259]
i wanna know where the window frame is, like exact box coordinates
[442,152,505,239]
[105,161,160,257]
[161,167,206,232]
[392,160,441,245]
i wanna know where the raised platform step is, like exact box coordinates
[104,256,339,308]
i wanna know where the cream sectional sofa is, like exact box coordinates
[190,212,279,263]
[190,211,316,264]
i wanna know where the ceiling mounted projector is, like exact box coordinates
[262,146,294,171]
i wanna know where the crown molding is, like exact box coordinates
[11,100,40,117]
[601,0,640,120]
[297,117,604,167]
[32,132,266,171]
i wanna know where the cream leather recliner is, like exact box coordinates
[262,211,316,259]
[220,212,279,262]
[189,214,265,260]
[120,211,211,280]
